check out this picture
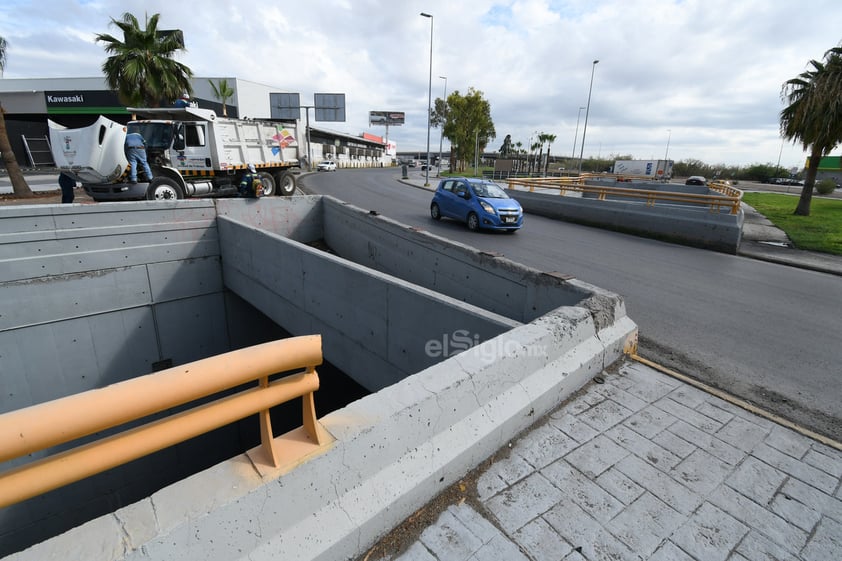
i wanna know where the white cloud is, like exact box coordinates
[1,0,840,167]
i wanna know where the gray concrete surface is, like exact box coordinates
[365,358,842,561]
[1,195,636,559]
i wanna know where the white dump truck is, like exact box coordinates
[49,107,303,201]
[612,159,673,180]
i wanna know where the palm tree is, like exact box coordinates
[209,78,235,117]
[0,35,34,198]
[96,12,194,108]
[542,133,557,176]
[780,44,842,216]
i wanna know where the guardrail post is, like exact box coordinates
[258,376,280,467]
[301,367,323,445]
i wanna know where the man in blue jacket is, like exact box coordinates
[125,131,153,184]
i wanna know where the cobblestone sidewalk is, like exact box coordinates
[373,359,842,561]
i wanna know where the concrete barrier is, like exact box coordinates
[2,197,637,560]
[508,188,744,253]
[9,303,635,561]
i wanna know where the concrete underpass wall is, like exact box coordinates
[9,294,636,561]
[0,200,241,554]
[4,196,638,561]
[319,197,595,323]
[509,188,744,253]
[216,213,520,391]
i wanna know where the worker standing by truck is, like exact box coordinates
[238,164,263,198]
[125,131,153,184]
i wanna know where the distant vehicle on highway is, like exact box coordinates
[685,176,707,186]
[430,177,523,233]
[317,160,337,172]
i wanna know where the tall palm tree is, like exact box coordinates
[0,35,34,198]
[209,78,235,117]
[780,44,842,216]
[96,12,194,108]
[539,132,557,176]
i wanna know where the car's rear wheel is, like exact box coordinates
[430,203,441,220]
[466,212,480,231]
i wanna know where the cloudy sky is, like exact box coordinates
[1,0,841,169]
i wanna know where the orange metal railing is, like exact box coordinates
[506,176,743,214]
[0,335,325,509]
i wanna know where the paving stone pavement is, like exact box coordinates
[370,358,842,561]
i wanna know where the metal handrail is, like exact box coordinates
[506,176,743,214]
[0,335,324,509]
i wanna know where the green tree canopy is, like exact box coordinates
[96,12,194,108]
[780,43,842,215]
[432,87,495,172]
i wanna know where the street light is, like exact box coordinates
[420,12,433,186]
[578,59,599,175]
[664,129,672,161]
[571,106,585,161]
[437,75,447,177]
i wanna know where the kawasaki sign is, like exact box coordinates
[45,90,127,115]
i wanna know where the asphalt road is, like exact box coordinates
[300,168,842,442]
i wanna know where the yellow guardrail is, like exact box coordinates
[0,335,325,509]
[506,176,743,215]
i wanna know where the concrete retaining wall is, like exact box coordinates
[509,189,744,253]
[9,299,636,561]
[2,196,637,560]
[216,212,518,391]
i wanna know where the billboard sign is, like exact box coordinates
[270,93,301,120]
[369,111,405,126]
[314,93,346,122]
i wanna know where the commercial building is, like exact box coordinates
[0,77,391,169]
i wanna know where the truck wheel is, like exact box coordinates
[146,177,184,201]
[274,171,296,196]
[257,172,275,196]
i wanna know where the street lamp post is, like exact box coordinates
[437,75,447,177]
[571,106,585,161]
[664,129,672,161]
[420,12,433,186]
[577,60,599,175]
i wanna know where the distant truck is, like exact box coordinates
[49,107,303,201]
[612,159,673,180]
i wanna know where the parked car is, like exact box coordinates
[685,176,706,186]
[317,160,337,172]
[430,177,523,232]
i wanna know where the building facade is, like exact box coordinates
[0,77,390,169]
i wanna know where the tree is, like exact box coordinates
[780,43,842,216]
[0,35,34,198]
[209,78,235,117]
[432,88,495,173]
[96,12,194,108]
[539,133,557,176]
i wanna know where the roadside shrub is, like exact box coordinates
[816,179,836,195]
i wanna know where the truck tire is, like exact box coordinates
[146,177,184,201]
[274,171,297,196]
[257,172,275,196]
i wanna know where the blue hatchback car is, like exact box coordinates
[430,177,523,232]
